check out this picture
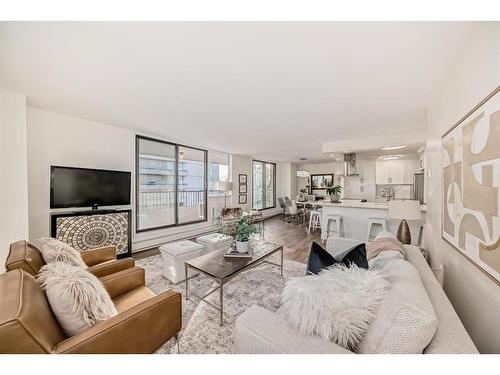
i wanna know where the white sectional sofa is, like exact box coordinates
[233,243,478,354]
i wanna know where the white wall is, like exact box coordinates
[0,89,29,271]
[26,107,285,251]
[426,23,500,353]
[231,155,288,217]
[230,154,253,211]
[27,108,227,251]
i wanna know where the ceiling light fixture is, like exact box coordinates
[381,155,402,160]
[382,145,407,151]
[329,154,335,158]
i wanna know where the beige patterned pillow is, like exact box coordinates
[358,259,437,354]
[366,237,405,261]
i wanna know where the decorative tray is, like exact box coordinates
[224,244,254,258]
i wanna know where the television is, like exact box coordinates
[50,166,131,209]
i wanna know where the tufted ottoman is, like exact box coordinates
[159,240,204,283]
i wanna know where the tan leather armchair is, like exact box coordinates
[0,268,182,353]
[5,240,135,278]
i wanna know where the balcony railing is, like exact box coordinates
[139,189,206,211]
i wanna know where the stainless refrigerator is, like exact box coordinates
[412,172,425,204]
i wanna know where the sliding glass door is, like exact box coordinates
[136,136,207,232]
[252,160,276,210]
[177,145,207,224]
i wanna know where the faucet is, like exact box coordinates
[380,186,395,201]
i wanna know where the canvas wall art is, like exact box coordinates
[441,86,500,283]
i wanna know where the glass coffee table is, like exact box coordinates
[184,240,284,326]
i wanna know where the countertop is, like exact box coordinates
[297,200,427,212]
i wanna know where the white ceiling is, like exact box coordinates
[0,22,471,162]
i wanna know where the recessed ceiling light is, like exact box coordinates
[382,145,407,151]
[329,154,335,158]
[381,155,402,160]
[299,157,307,161]
[344,150,350,153]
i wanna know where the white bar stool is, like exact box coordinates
[324,214,344,239]
[308,209,322,233]
[367,217,387,241]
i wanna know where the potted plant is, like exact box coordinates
[326,181,343,203]
[299,188,308,201]
[233,216,258,253]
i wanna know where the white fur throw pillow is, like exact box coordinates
[277,265,389,350]
[38,262,118,336]
[36,237,86,268]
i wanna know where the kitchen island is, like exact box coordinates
[298,200,426,245]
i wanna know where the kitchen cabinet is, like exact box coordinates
[404,159,420,184]
[375,161,390,184]
[376,159,417,185]
[389,160,405,184]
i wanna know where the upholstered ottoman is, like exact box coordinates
[159,240,204,284]
[196,233,233,255]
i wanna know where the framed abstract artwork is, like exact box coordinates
[239,174,247,184]
[239,184,247,193]
[441,86,500,284]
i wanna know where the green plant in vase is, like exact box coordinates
[234,216,258,253]
[325,181,343,203]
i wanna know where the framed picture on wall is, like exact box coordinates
[239,184,247,193]
[239,194,247,204]
[239,174,247,184]
[311,174,333,189]
[441,86,500,284]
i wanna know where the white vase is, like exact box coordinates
[236,240,249,253]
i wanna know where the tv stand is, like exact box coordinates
[50,209,132,258]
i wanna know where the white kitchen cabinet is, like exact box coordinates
[376,161,390,184]
[404,159,420,184]
[388,160,405,184]
[376,159,416,185]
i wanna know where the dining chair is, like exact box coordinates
[285,200,304,224]
[277,197,286,220]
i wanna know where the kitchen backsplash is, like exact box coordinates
[375,184,412,201]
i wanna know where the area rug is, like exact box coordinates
[136,253,306,354]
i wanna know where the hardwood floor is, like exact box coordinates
[261,216,319,264]
[132,216,317,264]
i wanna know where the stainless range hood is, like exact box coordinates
[343,153,359,177]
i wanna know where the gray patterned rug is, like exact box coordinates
[136,254,306,354]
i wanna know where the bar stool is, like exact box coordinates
[308,209,322,233]
[324,214,344,238]
[367,217,387,241]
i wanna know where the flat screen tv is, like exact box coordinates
[50,166,131,209]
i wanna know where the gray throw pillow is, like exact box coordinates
[35,237,87,268]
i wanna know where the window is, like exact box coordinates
[136,135,207,232]
[208,151,230,196]
[252,160,276,210]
